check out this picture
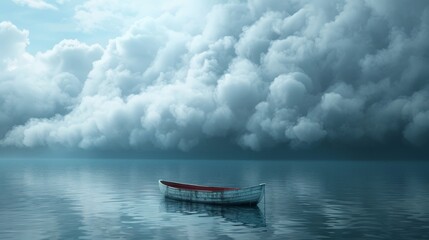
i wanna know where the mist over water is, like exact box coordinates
[1,158,428,240]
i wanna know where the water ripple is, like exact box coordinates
[1,159,429,239]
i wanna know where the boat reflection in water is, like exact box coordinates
[161,198,266,228]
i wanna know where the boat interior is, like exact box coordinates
[160,180,239,192]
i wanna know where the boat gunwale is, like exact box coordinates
[159,180,264,193]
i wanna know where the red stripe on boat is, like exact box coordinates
[161,180,239,192]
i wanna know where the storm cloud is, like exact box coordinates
[1,0,429,152]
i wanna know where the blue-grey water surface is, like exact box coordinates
[1,158,429,239]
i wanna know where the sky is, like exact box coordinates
[0,0,429,158]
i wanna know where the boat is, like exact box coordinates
[158,180,265,206]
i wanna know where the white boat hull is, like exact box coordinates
[159,180,265,205]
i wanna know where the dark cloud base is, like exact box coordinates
[2,138,427,161]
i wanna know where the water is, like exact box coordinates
[1,158,429,240]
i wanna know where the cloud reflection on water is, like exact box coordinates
[1,159,429,239]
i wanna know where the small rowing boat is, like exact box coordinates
[159,180,265,206]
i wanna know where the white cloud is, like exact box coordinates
[73,0,219,32]
[286,117,326,144]
[0,21,103,139]
[0,21,29,60]
[12,0,58,10]
[56,0,69,4]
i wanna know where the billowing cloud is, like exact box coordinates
[0,21,103,140]
[1,0,429,152]
[0,21,29,61]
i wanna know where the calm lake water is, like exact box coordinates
[1,158,429,239]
